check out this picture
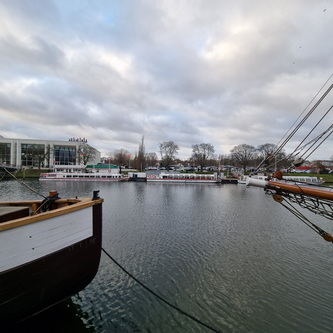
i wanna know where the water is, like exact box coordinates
[2,179,333,333]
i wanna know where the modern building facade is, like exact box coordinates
[0,137,101,168]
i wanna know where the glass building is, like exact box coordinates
[0,137,101,168]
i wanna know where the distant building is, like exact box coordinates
[0,137,101,168]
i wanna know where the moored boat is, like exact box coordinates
[0,190,104,328]
[244,175,324,186]
[146,172,221,183]
[40,172,128,181]
[128,172,147,182]
[281,175,325,185]
[238,174,268,184]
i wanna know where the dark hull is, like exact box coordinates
[128,177,147,182]
[0,203,102,328]
[221,178,238,184]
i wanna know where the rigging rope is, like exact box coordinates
[302,126,333,161]
[3,167,46,198]
[287,104,333,161]
[101,247,223,333]
[274,82,333,158]
[255,77,333,172]
[291,123,333,159]
[275,74,333,151]
[278,199,333,242]
[265,186,333,242]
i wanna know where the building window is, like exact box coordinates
[21,144,45,167]
[53,146,76,165]
[0,143,11,165]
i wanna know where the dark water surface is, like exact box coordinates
[2,179,332,333]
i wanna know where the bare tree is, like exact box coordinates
[114,148,131,167]
[219,154,233,167]
[77,143,97,165]
[257,143,277,161]
[145,152,158,168]
[191,143,215,171]
[257,143,288,170]
[159,141,179,169]
[230,144,257,171]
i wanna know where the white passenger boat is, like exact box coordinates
[245,175,324,187]
[40,172,129,181]
[281,175,325,185]
[238,174,268,184]
[146,172,221,183]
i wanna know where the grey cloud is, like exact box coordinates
[0,0,332,159]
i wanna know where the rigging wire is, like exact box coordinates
[286,104,333,161]
[275,74,333,151]
[289,123,333,160]
[277,198,333,242]
[101,247,223,333]
[303,126,333,161]
[255,77,333,172]
[261,122,333,172]
[274,81,333,157]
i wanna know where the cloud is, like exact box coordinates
[0,0,333,160]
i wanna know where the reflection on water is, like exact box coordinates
[1,179,333,333]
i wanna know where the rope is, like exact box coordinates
[255,77,333,172]
[38,193,60,212]
[101,248,223,333]
[276,80,333,157]
[287,105,333,161]
[3,167,46,198]
[303,126,333,161]
[276,196,333,242]
[275,74,333,151]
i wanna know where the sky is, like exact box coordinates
[1,0,333,160]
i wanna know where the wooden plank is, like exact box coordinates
[0,198,103,231]
[0,206,29,222]
[0,208,93,271]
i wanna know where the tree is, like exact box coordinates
[145,152,158,168]
[191,143,215,171]
[219,154,233,167]
[137,136,146,171]
[230,144,256,171]
[114,149,131,167]
[257,143,277,161]
[77,143,97,165]
[256,143,287,170]
[159,141,179,169]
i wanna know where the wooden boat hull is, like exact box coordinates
[0,197,103,328]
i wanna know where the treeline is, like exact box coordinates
[106,139,295,172]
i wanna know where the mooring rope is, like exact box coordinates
[101,247,223,333]
[3,167,46,198]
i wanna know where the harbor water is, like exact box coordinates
[2,179,333,333]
